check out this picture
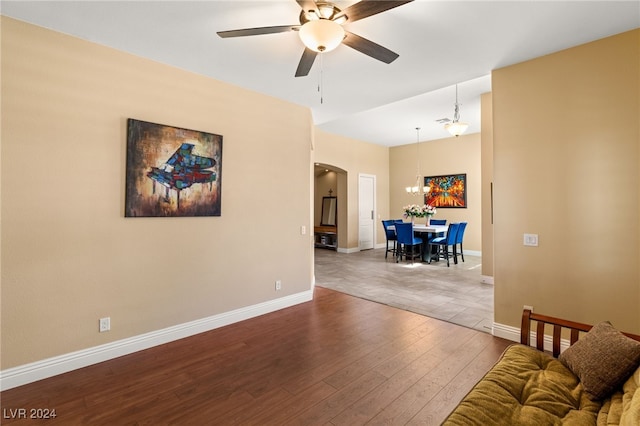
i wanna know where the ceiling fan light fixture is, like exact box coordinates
[299,19,345,53]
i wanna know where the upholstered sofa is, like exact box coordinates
[443,310,640,425]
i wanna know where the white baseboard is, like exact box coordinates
[0,290,313,391]
[492,321,570,353]
[481,275,494,284]
[339,247,360,253]
[492,321,521,342]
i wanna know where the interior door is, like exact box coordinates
[358,174,376,250]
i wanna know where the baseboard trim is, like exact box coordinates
[492,321,570,353]
[0,290,313,391]
[339,247,361,253]
[492,321,521,342]
[481,275,494,285]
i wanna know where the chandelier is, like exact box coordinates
[405,127,430,195]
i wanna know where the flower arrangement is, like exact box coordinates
[402,204,436,218]
[424,204,437,216]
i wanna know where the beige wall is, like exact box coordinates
[389,133,482,253]
[492,29,640,333]
[1,18,314,368]
[313,128,390,250]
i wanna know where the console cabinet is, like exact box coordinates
[314,226,337,250]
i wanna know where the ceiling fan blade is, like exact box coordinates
[217,25,299,38]
[342,32,399,64]
[338,0,413,23]
[295,0,318,13]
[295,48,318,77]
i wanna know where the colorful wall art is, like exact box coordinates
[424,173,467,208]
[125,119,223,217]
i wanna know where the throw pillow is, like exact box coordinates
[559,321,640,400]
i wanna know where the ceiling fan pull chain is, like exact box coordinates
[319,52,324,104]
[318,52,324,104]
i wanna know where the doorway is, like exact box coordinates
[314,163,347,251]
[358,174,375,250]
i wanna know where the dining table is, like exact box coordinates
[387,223,448,262]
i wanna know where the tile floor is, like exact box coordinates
[314,247,494,333]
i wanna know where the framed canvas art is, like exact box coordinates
[125,119,223,217]
[424,173,467,208]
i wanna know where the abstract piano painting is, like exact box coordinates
[125,119,223,217]
[423,173,467,208]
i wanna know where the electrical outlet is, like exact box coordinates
[524,305,534,312]
[300,225,306,235]
[523,233,538,246]
[99,317,110,333]
[275,280,282,291]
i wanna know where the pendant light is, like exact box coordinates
[445,84,469,137]
[405,127,430,195]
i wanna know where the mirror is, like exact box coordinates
[320,196,337,226]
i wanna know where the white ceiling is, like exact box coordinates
[2,1,638,146]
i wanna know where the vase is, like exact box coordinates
[425,216,431,226]
[411,216,415,224]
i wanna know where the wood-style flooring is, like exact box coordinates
[0,288,511,425]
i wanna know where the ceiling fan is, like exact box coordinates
[217,0,414,77]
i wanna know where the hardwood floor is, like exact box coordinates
[1,288,511,425]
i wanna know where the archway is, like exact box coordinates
[314,163,347,251]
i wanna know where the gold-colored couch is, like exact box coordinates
[443,311,640,426]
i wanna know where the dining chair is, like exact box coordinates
[454,222,468,262]
[429,218,447,237]
[394,222,423,264]
[427,222,460,267]
[381,220,398,259]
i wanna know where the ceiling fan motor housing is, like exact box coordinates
[299,2,346,24]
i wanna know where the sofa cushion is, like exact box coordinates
[443,344,601,425]
[620,366,640,426]
[597,365,640,426]
[559,322,640,401]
